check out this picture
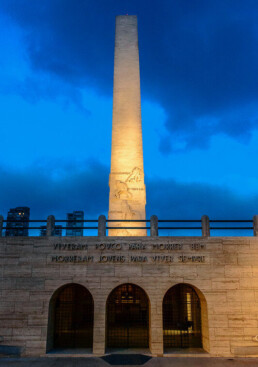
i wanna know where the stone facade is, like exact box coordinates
[1,235,258,357]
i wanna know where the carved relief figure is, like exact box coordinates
[120,201,140,235]
[114,180,132,199]
[121,201,139,219]
[126,167,143,183]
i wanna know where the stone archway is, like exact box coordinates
[106,283,149,349]
[163,283,206,350]
[47,283,94,351]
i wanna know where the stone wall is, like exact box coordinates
[1,236,258,357]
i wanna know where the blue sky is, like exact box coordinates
[1,0,258,225]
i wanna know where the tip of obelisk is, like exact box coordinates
[116,15,137,24]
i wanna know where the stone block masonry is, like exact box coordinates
[0,236,258,357]
[108,16,146,236]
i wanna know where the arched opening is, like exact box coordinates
[163,284,203,350]
[47,283,93,352]
[106,283,149,349]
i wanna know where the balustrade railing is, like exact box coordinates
[0,215,257,237]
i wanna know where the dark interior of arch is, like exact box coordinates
[51,283,94,349]
[106,283,149,349]
[163,284,202,349]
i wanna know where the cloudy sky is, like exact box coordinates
[1,0,258,233]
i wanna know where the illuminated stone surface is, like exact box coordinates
[1,236,258,357]
[108,16,146,236]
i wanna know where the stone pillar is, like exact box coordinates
[93,298,106,355]
[108,15,146,236]
[0,215,3,237]
[253,215,258,237]
[46,215,55,237]
[202,215,210,237]
[149,298,163,356]
[150,215,158,237]
[98,215,106,237]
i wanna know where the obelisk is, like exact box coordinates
[108,15,146,236]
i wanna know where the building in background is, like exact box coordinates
[66,211,84,236]
[40,225,62,237]
[5,207,30,237]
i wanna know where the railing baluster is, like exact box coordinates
[0,215,3,237]
[201,215,210,237]
[98,215,106,237]
[47,215,55,237]
[150,215,158,237]
[253,215,258,237]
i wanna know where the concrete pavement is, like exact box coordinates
[1,357,258,367]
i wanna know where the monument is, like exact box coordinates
[108,16,146,236]
[0,15,258,359]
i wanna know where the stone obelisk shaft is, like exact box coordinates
[108,16,146,236]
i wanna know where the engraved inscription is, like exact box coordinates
[130,256,148,262]
[54,244,88,251]
[50,242,208,265]
[96,243,121,250]
[191,243,206,250]
[129,244,146,250]
[52,255,93,263]
[153,244,183,250]
[152,256,174,263]
[178,256,205,263]
[99,255,125,263]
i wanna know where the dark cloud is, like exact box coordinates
[0,161,257,225]
[0,160,109,219]
[1,0,258,150]
[146,177,258,220]
[1,75,90,115]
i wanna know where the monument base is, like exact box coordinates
[1,235,258,357]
